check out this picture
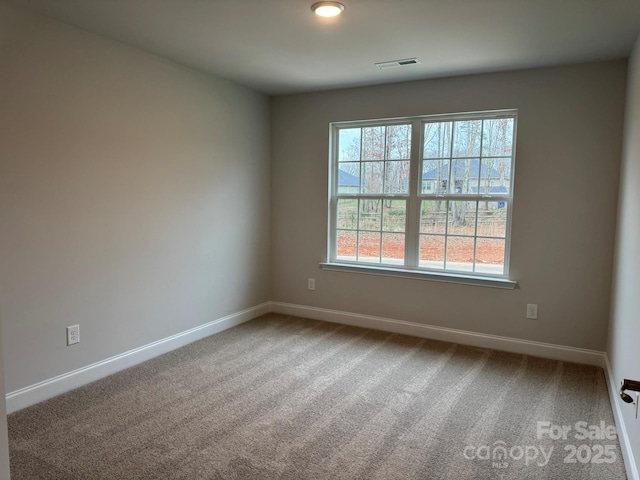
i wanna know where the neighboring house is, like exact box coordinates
[338,168,360,193]
[339,164,506,206]
[422,159,509,195]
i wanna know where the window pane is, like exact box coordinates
[361,162,384,193]
[338,128,361,162]
[477,202,508,237]
[446,236,474,272]
[382,200,406,232]
[419,235,445,269]
[358,200,382,230]
[447,201,477,236]
[420,200,447,234]
[450,159,480,194]
[336,199,358,229]
[337,230,357,259]
[422,160,449,194]
[332,112,515,278]
[382,233,405,264]
[386,124,411,160]
[362,126,385,160]
[482,118,514,157]
[384,161,410,194]
[337,164,360,194]
[475,238,505,275]
[453,120,482,157]
[423,122,452,159]
[358,232,381,262]
[480,158,511,195]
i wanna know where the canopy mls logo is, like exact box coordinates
[536,421,617,441]
[463,420,619,472]
[463,441,553,468]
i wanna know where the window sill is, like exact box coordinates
[319,262,519,289]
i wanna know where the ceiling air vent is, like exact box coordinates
[375,58,421,70]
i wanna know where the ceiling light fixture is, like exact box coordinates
[311,2,345,17]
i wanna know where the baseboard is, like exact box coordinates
[5,302,270,414]
[270,302,606,367]
[4,300,607,410]
[604,355,639,480]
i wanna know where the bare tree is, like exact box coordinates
[340,124,411,213]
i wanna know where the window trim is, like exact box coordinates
[326,109,518,286]
[319,262,518,289]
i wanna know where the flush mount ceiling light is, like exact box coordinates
[311,1,345,17]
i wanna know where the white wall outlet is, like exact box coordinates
[308,278,316,291]
[67,324,80,345]
[526,304,538,320]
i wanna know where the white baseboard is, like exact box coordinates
[270,302,606,367]
[604,355,639,480]
[7,300,628,475]
[4,300,607,409]
[5,302,270,414]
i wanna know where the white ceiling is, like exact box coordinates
[10,0,640,94]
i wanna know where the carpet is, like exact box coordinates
[8,313,627,479]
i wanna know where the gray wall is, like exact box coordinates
[271,61,626,351]
[0,320,9,480]
[608,35,640,474]
[0,4,271,393]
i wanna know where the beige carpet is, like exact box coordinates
[8,313,626,479]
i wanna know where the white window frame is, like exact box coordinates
[322,109,518,289]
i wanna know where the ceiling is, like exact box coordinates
[9,0,640,95]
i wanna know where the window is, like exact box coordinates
[327,110,517,284]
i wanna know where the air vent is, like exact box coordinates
[375,58,421,70]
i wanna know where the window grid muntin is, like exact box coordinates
[420,116,514,199]
[417,199,510,274]
[331,111,516,278]
[335,197,407,265]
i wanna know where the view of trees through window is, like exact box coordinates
[332,112,516,276]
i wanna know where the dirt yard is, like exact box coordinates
[338,233,504,264]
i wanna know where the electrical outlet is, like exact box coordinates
[526,304,538,320]
[308,278,316,291]
[67,324,80,345]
